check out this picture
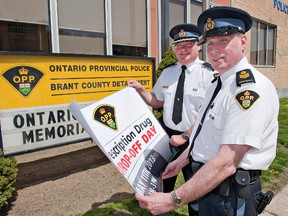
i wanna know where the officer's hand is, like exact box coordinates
[170,135,186,147]
[162,160,180,179]
[135,192,175,215]
[128,80,144,91]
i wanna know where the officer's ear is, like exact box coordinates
[239,33,247,51]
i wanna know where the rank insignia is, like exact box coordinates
[236,69,255,86]
[235,90,259,110]
[93,104,118,131]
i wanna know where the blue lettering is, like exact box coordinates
[274,0,288,14]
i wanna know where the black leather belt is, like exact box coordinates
[188,155,261,182]
[247,169,262,182]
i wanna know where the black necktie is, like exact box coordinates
[187,76,222,157]
[172,65,186,125]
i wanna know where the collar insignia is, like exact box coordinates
[235,90,259,110]
[236,69,256,86]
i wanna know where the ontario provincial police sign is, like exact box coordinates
[0,53,154,156]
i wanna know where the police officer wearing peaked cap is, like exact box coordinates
[162,23,213,216]
[129,22,215,216]
[134,6,279,216]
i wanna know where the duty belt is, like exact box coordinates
[188,155,261,198]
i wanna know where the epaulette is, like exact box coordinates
[202,62,214,71]
[163,62,177,69]
[236,69,256,87]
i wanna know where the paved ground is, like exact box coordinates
[1,141,134,216]
[261,184,288,216]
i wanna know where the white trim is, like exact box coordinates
[186,0,190,23]
[157,0,162,63]
[49,0,60,53]
[105,0,113,55]
[147,0,151,57]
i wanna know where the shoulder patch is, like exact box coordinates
[235,90,259,110]
[202,62,214,71]
[236,69,256,86]
[163,62,177,69]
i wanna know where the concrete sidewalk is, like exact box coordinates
[261,184,288,216]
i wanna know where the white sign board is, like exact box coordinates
[69,87,171,195]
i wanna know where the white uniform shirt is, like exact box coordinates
[191,57,279,170]
[152,57,215,132]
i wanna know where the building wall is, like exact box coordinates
[150,0,159,65]
[232,0,288,96]
[1,0,287,97]
[211,0,231,6]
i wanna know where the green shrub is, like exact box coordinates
[156,46,177,78]
[0,150,18,210]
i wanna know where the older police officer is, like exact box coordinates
[129,23,215,215]
[135,6,279,216]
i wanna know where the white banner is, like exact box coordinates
[69,87,171,195]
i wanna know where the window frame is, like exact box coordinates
[250,19,276,67]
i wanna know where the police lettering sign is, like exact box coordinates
[0,53,154,155]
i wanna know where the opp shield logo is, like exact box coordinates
[93,104,118,131]
[2,66,44,97]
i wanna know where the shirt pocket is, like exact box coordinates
[206,107,224,131]
[161,87,174,109]
[186,87,206,111]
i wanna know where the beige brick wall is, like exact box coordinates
[232,0,288,94]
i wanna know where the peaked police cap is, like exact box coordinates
[169,23,201,44]
[197,6,252,45]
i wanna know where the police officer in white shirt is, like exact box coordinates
[135,6,279,216]
[129,23,215,215]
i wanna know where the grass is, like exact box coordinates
[77,98,288,216]
[260,98,288,192]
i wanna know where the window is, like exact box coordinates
[161,0,186,55]
[0,21,50,52]
[250,20,276,66]
[0,0,50,52]
[112,0,147,57]
[58,0,105,55]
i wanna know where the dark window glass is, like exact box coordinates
[113,45,147,57]
[250,20,275,66]
[250,21,258,65]
[0,21,50,52]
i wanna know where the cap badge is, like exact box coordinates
[205,18,215,31]
[179,29,185,37]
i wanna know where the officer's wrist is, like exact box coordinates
[181,132,189,140]
[171,190,183,207]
